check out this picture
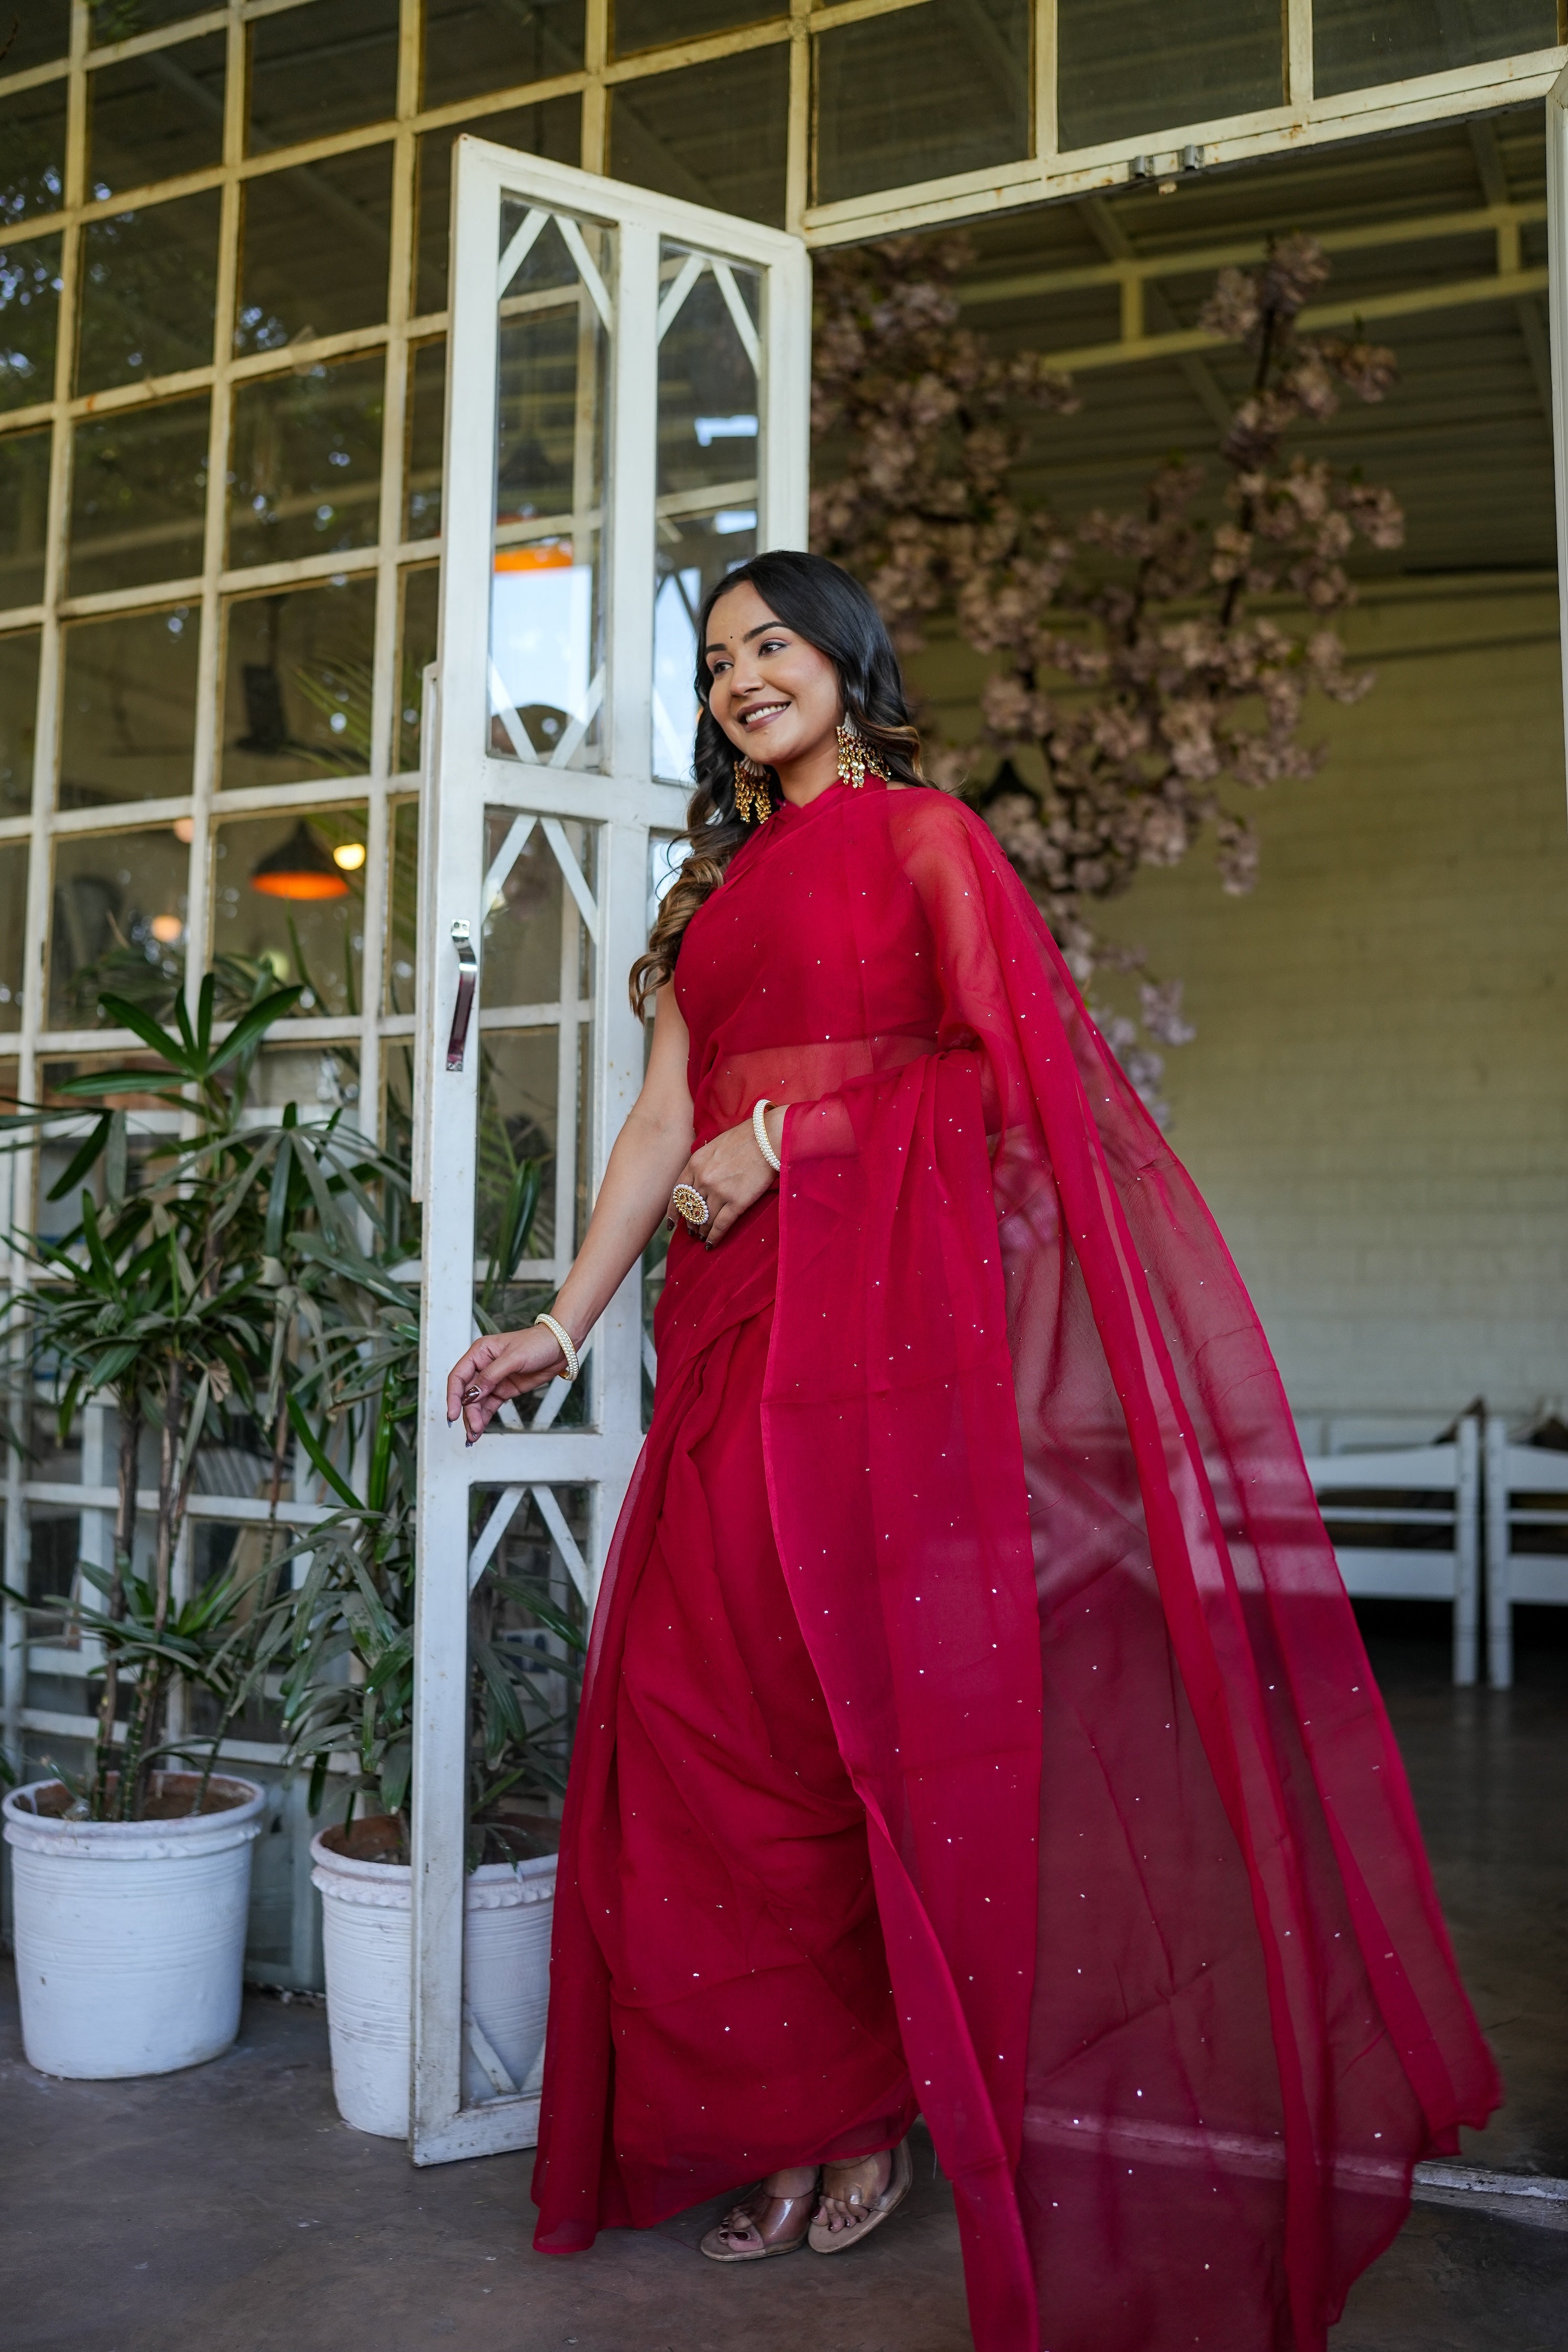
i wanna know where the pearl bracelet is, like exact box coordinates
[752,1097,782,1175]
[533,1310,580,1384]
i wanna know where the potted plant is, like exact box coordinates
[0,976,383,2078]
[269,1158,585,2136]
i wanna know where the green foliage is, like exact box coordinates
[4,956,571,1857]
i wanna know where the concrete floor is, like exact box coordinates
[6,1623,1567,2352]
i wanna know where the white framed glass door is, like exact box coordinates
[408,141,810,2166]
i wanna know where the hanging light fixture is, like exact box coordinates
[249,821,350,901]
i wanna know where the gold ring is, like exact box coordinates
[671,1183,710,1229]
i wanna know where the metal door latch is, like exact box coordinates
[446,920,477,1070]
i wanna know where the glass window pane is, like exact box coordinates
[405,338,444,537]
[653,244,760,782]
[7,2,70,72]
[212,809,368,1018]
[91,2,219,37]
[49,823,190,1026]
[489,207,611,769]
[1,236,64,414]
[227,355,384,567]
[395,562,439,772]
[0,843,25,1030]
[0,75,67,223]
[237,151,393,353]
[386,793,417,1013]
[1314,1,1555,98]
[422,0,586,107]
[220,575,377,790]
[69,392,210,594]
[480,811,596,1008]
[87,33,226,198]
[478,1026,560,1262]
[1,235,64,414]
[610,46,787,225]
[60,605,199,809]
[77,191,221,394]
[0,631,40,816]
[248,0,400,152]
[1057,0,1282,152]
[816,0,1028,202]
[0,427,51,609]
[614,0,778,57]
[413,98,582,317]
[252,1038,360,1114]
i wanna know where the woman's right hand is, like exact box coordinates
[446,1325,570,1442]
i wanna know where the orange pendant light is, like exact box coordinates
[249,821,350,901]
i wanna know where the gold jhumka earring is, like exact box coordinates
[733,755,772,824]
[835,721,867,790]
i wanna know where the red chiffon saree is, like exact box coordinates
[532,777,1498,2352]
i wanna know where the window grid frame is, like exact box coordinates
[2,0,1566,1787]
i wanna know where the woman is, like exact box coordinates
[447,551,1498,2352]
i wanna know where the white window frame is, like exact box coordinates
[406,138,809,2165]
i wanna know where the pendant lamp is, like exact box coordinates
[249,821,350,901]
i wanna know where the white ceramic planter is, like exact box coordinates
[3,1773,265,2080]
[310,1821,556,2138]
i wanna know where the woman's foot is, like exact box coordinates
[699,2166,820,2261]
[808,2136,914,2253]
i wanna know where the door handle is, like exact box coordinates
[446,920,477,1070]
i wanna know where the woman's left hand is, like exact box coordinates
[672,1109,782,1248]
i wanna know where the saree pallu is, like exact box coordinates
[533,778,1499,2352]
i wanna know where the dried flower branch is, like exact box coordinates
[812,230,1402,1120]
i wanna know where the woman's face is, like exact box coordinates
[702,579,841,768]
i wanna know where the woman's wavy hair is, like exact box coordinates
[629,550,925,1015]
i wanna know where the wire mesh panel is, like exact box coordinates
[408,139,808,2164]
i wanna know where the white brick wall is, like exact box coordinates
[917,584,1568,1424]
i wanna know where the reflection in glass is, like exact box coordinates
[49,825,189,1026]
[213,811,368,1018]
[0,844,27,1029]
[0,428,51,609]
[0,236,63,414]
[653,244,761,781]
[247,0,400,152]
[0,76,67,223]
[489,207,611,769]
[253,1041,362,1116]
[479,810,597,1008]
[69,393,210,594]
[0,632,40,815]
[422,0,586,107]
[1057,0,1282,150]
[221,577,378,790]
[386,796,418,1013]
[405,339,445,538]
[610,46,787,227]
[60,606,199,809]
[1314,0,1554,97]
[477,1026,559,1262]
[236,151,392,354]
[395,564,439,773]
[88,34,226,197]
[8,1,69,72]
[414,101,582,317]
[817,0,1029,201]
[228,356,385,567]
[77,191,221,393]
[91,2,219,36]
[461,1494,587,1893]
[614,0,775,54]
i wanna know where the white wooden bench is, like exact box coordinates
[1483,1417,1568,1690]
[1300,1415,1482,1686]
